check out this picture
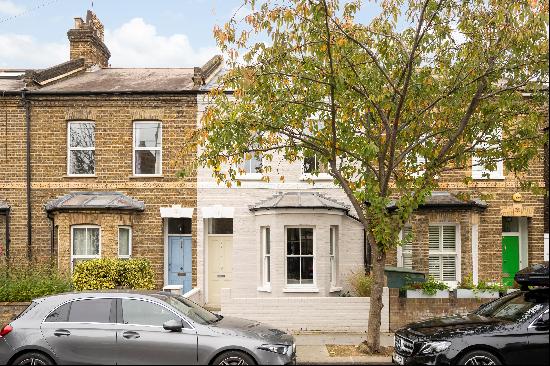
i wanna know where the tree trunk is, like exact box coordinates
[366,231,387,352]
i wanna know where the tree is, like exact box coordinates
[189,0,549,351]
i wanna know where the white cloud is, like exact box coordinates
[0,0,24,16]
[105,18,219,68]
[0,17,218,69]
[0,33,67,68]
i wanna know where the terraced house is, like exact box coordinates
[0,11,223,293]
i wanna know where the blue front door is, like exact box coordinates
[168,236,192,293]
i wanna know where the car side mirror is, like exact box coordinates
[163,319,183,332]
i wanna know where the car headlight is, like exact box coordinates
[258,344,290,355]
[418,341,451,355]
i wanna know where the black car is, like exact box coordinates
[393,264,549,365]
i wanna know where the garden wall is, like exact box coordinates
[0,302,30,325]
[389,289,491,331]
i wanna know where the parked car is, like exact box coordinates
[392,262,549,365]
[0,291,296,365]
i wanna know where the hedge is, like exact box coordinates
[72,258,155,291]
[0,264,72,302]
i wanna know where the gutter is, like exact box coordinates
[22,89,32,261]
[47,212,55,259]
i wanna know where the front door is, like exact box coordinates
[502,235,520,287]
[168,236,192,294]
[208,236,233,307]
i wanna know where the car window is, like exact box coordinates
[152,295,219,325]
[68,299,113,323]
[122,299,180,327]
[476,290,548,322]
[45,302,71,322]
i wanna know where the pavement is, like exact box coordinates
[293,332,394,365]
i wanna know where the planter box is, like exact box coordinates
[406,290,449,299]
[456,289,499,299]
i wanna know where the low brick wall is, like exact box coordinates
[389,289,491,331]
[221,288,390,332]
[0,302,31,325]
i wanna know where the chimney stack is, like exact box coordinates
[67,10,111,68]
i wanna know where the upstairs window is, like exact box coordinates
[68,121,95,175]
[303,154,330,176]
[428,225,458,284]
[472,129,504,180]
[239,154,263,175]
[133,121,162,175]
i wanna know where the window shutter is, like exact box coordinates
[402,226,413,269]
[442,256,456,281]
[428,226,440,251]
[428,256,441,280]
[442,226,456,251]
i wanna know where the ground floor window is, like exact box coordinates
[72,225,100,267]
[261,227,271,287]
[329,226,338,286]
[428,225,458,282]
[286,227,314,286]
[399,226,413,269]
[118,226,132,258]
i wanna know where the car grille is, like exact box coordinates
[395,335,414,356]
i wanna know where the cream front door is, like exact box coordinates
[208,236,233,307]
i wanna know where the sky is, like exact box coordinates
[0,0,380,69]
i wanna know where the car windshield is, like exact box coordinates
[153,294,220,325]
[475,290,548,322]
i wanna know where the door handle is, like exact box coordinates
[122,331,140,340]
[54,329,71,337]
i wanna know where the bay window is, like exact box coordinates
[260,227,271,289]
[286,227,314,286]
[71,225,100,268]
[428,225,459,284]
[118,226,132,258]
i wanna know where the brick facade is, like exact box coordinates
[0,302,31,326]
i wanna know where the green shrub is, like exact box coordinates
[347,270,373,297]
[459,274,508,292]
[72,258,155,291]
[0,263,72,302]
[458,273,475,289]
[404,276,449,295]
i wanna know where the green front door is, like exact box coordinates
[502,236,520,287]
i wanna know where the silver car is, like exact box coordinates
[0,291,296,365]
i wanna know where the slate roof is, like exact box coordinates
[387,191,487,211]
[0,200,9,212]
[250,192,350,213]
[45,192,145,212]
[35,68,197,93]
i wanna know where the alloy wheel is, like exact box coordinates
[464,355,497,365]
[218,356,249,365]
[18,358,48,366]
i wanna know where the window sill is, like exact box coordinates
[299,174,332,182]
[63,175,97,178]
[129,175,164,179]
[236,173,263,181]
[257,285,272,293]
[472,175,505,181]
[283,287,319,293]
[329,286,342,293]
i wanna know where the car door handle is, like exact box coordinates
[54,329,71,337]
[122,331,140,339]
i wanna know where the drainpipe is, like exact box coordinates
[5,209,10,259]
[22,89,32,261]
[48,212,55,259]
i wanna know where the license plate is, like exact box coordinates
[393,353,405,365]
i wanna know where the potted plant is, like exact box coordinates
[403,276,450,298]
[456,275,504,299]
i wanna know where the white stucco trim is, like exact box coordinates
[472,223,479,285]
[201,205,235,218]
[160,205,194,218]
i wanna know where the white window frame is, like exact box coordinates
[67,121,96,177]
[472,129,504,180]
[237,154,263,181]
[258,226,271,292]
[133,121,162,176]
[397,225,413,269]
[428,224,461,287]
[284,226,318,292]
[118,226,132,258]
[301,154,332,181]
[71,225,101,269]
[329,226,339,289]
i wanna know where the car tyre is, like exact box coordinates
[212,350,256,365]
[457,350,501,365]
[11,352,54,366]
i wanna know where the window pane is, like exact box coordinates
[209,218,233,234]
[87,228,100,255]
[73,228,87,255]
[70,122,95,148]
[287,257,300,284]
[68,299,112,323]
[69,150,95,175]
[266,257,270,283]
[428,256,441,280]
[301,228,313,255]
[45,303,70,322]
[303,156,316,174]
[265,227,270,255]
[287,228,300,255]
[502,217,519,232]
[301,257,314,284]
[119,228,130,256]
[428,226,440,252]
[122,299,178,326]
[134,122,161,148]
[329,228,334,255]
[135,150,161,175]
[168,218,192,235]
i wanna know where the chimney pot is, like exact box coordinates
[74,17,84,29]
